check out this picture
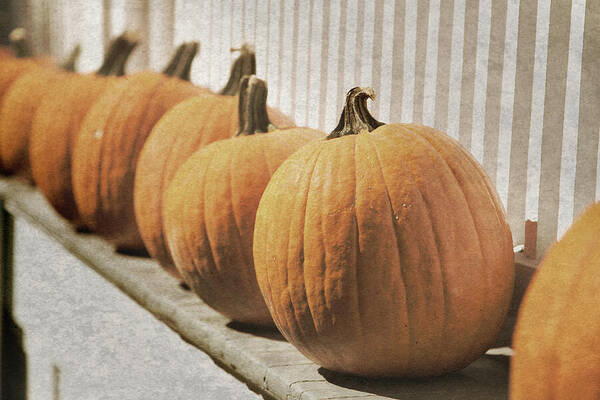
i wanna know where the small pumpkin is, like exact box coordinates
[71,42,207,252]
[163,76,322,326]
[0,39,81,178]
[253,87,515,377]
[134,46,292,278]
[510,202,600,399]
[29,32,138,226]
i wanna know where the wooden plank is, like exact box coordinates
[506,0,538,246]
[537,0,572,254]
[401,0,417,122]
[481,0,508,184]
[573,1,600,217]
[433,0,454,132]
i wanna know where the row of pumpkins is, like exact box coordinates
[1,29,598,398]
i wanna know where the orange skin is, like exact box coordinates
[510,202,600,400]
[0,66,68,178]
[163,127,323,326]
[29,73,117,225]
[134,94,293,279]
[71,71,206,251]
[253,124,514,377]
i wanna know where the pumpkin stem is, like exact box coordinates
[236,75,272,136]
[219,44,256,96]
[162,42,198,81]
[59,43,81,72]
[97,31,139,76]
[8,28,32,58]
[327,87,384,139]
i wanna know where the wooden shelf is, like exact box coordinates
[0,177,518,399]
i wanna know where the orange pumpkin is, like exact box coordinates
[29,33,138,227]
[0,29,52,118]
[71,42,207,252]
[163,76,322,326]
[510,202,600,399]
[253,87,515,377]
[134,46,291,278]
[0,39,81,178]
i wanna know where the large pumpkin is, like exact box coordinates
[134,47,291,279]
[71,42,207,252]
[163,76,322,326]
[253,87,515,377]
[29,32,138,227]
[510,202,600,399]
[0,40,81,178]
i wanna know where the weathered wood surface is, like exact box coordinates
[0,177,524,400]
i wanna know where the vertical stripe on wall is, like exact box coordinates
[388,0,405,123]
[342,0,358,105]
[220,0,232,93]
[370,0,385,121]
[377,0,395,124]
[525,0,551,225]
[355,0,365,85]
[324,0,342,131]
[506,0,539,246]
[495,0,519,209]
[557,0,586,238]
[278,0,295,116]
[317,0,332,131]
[79,0,104,73]
[294,0,310,126]
[308,0,324,129]
[360,0,375,89]
[422,0,440,127]
[538,0,572,253]
[573,0,600,216]
[457,0,479,148]
[266,0,280,108]
[255,0,269,81]
[147,0,174,72]
[433,0,454,132]
[470,0,492,163]
[412,0,430,124]
[446,0,465,139]
[401,0,417,122]
[481,0,508,181]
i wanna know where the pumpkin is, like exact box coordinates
[29,32,138,227]
[0,40,81,178]
[0,29,52,116]
[71,42,207,252]
[134,46,291,279]
[163,76,321,326]
[510,202,600,399]
[252,87,515,377]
